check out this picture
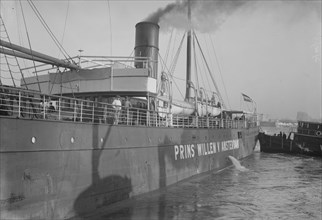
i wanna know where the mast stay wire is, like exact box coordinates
[0,15,29,87]
[106,0,112,56]
[19,0,41,92]
[164,28,174,67]
[57,0,70,59]
[168,32,186,76]
[194,36,210,96]
[192,34,199,92]
[158,32,186,100]
[202,34,216,94]
[193,32,225,109]
[158,53,185,100]
[169,30,179,70]
[195,50,207,95]
[27,0,73,62]
[208,34,231,109]
[14,1,32,79]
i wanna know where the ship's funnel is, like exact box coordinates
[134,22,159,79]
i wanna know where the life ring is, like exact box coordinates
[316,131,322,136]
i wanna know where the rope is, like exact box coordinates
[208,34,231,109]
[106,0,113,55]
[0,15,28,88]
[202,35,215,93]
[158,54,185,100]
[57,0,70,58]
[27,0,73,62]
[169,32,186,76]
[19,0,42,92]
[193,34,199,92]
[164,28,174,66]
[194,32,225,108]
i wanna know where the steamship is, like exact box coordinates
[0,4,259,219]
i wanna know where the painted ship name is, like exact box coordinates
[174,139,239,160]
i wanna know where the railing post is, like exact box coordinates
[136,109,139,125]
[74,100,77,122]
[92,102,95,123]
[176,115,178,128]
[18,91,21,117]
[80,101,83,122]
[166,114,168,127]
[58,98,61,120]
[43,95,46,119]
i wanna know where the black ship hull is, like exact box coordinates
[0,117,258,219]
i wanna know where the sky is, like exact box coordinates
[0,0,321,120]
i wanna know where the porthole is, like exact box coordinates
[71,137,75,143]
[31,137,36,144]
[100,138,104,143]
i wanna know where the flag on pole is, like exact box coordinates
[241,93,252,102]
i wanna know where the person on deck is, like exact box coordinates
[112,95,122,125]
[124,96,132,125]
[48,102,55,113]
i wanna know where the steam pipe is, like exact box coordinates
[0,39,81,70]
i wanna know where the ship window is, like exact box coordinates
[31,137,36,144]
[71,137,75,143]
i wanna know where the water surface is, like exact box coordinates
[85,151,322,220]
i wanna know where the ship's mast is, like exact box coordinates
[185,0,192,101]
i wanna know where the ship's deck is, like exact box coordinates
[0,85,258,129]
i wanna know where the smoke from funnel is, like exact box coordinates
[144,0,321,32]
[145,0,250,32]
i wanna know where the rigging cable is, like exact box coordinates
[57,0,70,58]
[27,0,73,62]
[15,0,32,79]
[164,28,174,67]
[194,37,209,95]
[208,34,231,109]
[1,54,16,87]
[106,0,112,55]
[55,0,77,95]
[158,53,184,100]
[169,30,179,69]
[194,32,225,108]
[0,15,28,88]
[192,33,199,92]
[168,32,186,76]
[19,0,42,92]
[202,35,216,93]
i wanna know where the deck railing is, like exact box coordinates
[0,86,258,129]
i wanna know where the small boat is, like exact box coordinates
[259,120,322,156]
